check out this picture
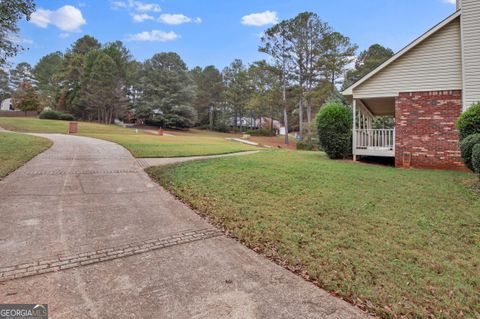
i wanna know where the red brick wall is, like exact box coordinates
[395,90,465,170]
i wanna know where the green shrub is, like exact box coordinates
[39,110,75,121]
[213,123,230,133]
[164,105,197,129]
[457,102,480,140]
[145,117,165,127]
[58,113,75,121]
[296,139,318,151]
[460,133,480,171]
[39,110,60,120]
[316,102,352,159]
[246,128,275,137]
[472,144,480,175]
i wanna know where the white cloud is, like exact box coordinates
[132,13,154,22]
[126,30,179,42]
[111,0,161,13]
[241,11,278,26]
[135,2,161,12]
[158,14,190,25]
[59,33,70,39]
[30,5,86,32]
[158,13,202,25]
[443,0,456,4]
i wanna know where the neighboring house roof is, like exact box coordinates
[342,10,461,96]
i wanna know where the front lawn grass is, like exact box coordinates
[0,132,52,179]
[0,118,256,158]
[147,150,480,319]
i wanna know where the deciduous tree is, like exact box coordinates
[12,81,39,115]
[0,0,35,66]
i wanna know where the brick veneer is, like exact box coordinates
[395,90,465,170]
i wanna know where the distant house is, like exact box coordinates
[342,0,479,170]
[0,98,13,111]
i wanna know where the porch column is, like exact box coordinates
[352,99,357,161]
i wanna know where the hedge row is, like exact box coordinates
[39,110,75,121]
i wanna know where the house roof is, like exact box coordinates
[342,10,462,96]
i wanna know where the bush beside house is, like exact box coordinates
[460,134,480,171]
[457,102,480,139]
[472,144,480,176]
[457,103,480,176]
[316,102,352,159]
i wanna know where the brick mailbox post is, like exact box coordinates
[68,122,78,134]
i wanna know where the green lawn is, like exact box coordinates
[0,118,256,158]
[0,132,52,179]
[147,150,480,319]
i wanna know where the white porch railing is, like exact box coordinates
[355,129,395,156]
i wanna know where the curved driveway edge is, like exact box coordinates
[0,133,370,319]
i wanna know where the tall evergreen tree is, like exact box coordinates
[223,59,252,131]
[84,53,124,124]
[139,52,194,118]
[260,21,293,144]
[342,44,394,89]
[319,32,357,86]
[191,65,224,129]
[248,61,282,131]
[33,51,64,109]
[9,62,35,90]
[60,35,102,114]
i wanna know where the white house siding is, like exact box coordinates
[353,18,462,98]
[461,0,480,109]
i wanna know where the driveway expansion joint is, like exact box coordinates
[0,228,223,283]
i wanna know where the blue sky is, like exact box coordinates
[15,0,457,69]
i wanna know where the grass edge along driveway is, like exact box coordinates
[0,132,53,180]
[147,150,480,319]
[0,118,258,158]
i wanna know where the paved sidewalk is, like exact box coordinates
[0,134,369,319]
[136,150,259,168]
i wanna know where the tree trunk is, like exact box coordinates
[270,105,274,133]
[299,95,304,139]
[239,109,243,132]
[209,105,213,130]
[284,106,289,145]
[306,96,312,137]
[307,97,312,126]
[282,77,289,145]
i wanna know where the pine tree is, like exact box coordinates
[84,53,121,124]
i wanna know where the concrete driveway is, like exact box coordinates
[0,134,369,319]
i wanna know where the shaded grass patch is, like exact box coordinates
[147,150,480,318]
